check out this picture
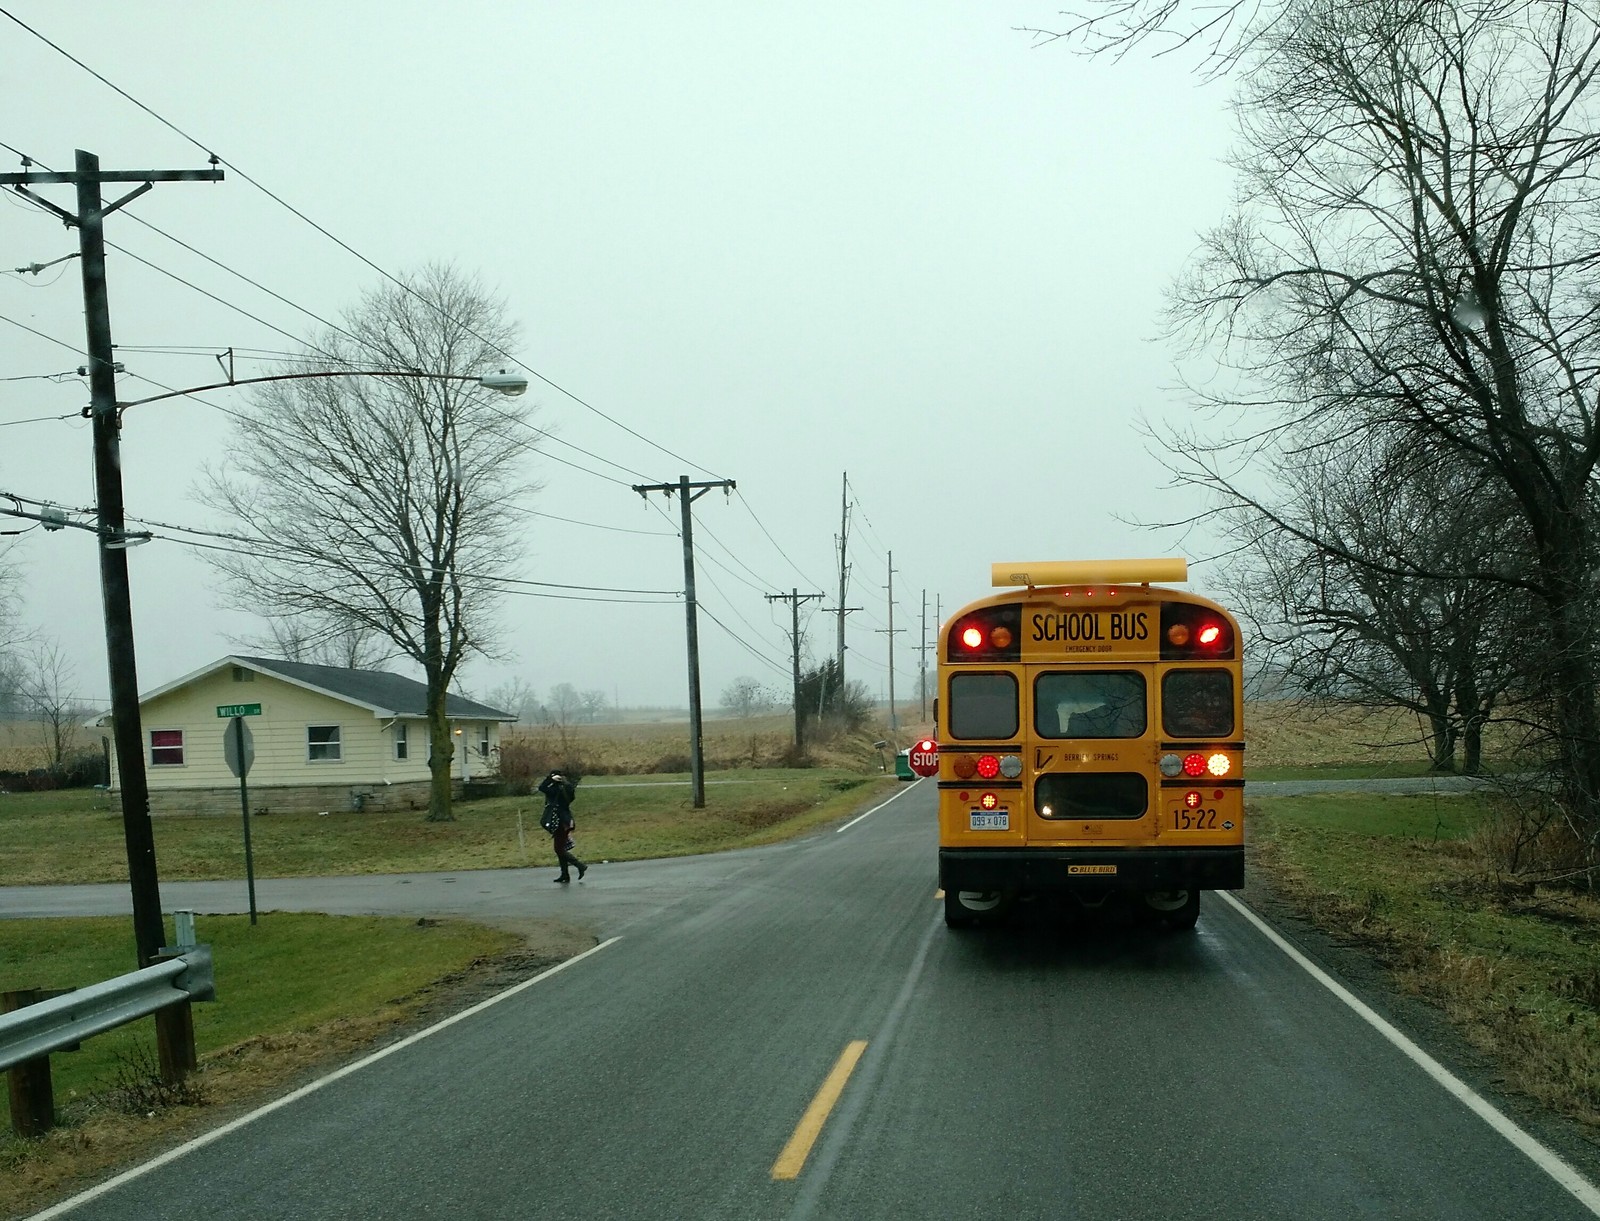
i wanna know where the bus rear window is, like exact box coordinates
[1035,773,1148,820]
[948,672,1019,740]
[1162,669,1235,738]
[1034,671,1146,739]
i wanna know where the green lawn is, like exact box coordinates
[1250,792,1600,1124]
[1248,761,1445,781]
[0,771,900,886]
[0,912,516,1113]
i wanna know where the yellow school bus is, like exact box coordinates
[936,559,1243,930]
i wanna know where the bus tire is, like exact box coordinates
[1142,888,1200,931]
[944,889,1004,928]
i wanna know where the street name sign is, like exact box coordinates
[216,703,261,718]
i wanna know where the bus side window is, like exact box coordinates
[1162,669,1234,738]
[948,673,1018,739]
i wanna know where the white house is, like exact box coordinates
[103,656,516,815]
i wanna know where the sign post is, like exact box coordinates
[219,705,260,924]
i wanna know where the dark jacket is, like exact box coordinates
[539,774,577,837]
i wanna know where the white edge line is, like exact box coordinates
[1218,890,1600,1216]
[836,777,923,832]
[27,936,624,1221]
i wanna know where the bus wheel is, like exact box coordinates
[1142,889,1200,931]
[944,889,1005,928]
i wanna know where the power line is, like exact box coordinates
[4,146,663,495]
[736,489,824,590]
[0,10,720,480]
[0,310,83,356]
[0,412,82,429]
[502,505,674,537]
[119,511,682,596]
[697,603,789,678]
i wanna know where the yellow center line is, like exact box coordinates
[770,1040,868,1181]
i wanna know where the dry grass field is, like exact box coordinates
[510,702,1445,778]
[0,719,49,772]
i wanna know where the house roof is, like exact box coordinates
[130,656,516,721]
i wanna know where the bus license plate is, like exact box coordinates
[969,811,1009,831]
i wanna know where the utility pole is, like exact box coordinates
[919,589,928,722]
[1,151,222,972]
[632,475,735,808]
[835,473,850,678]
[766,588,824,750]
[876,551,902,730]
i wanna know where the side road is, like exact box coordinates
[0,776,1494,936]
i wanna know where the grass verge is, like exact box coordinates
[0,771,901,886]
[0,912,573,1219]
[1248,792,1600,1130]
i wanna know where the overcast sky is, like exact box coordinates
[1,2,1238,712]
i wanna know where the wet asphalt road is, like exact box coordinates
[7,780,1600,1220]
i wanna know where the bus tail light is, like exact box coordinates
[1182,753,1207,777]
[952,755,977,780]
[948,605,1022,661]
[976,755,1000,780]
[1161,602,1235,659]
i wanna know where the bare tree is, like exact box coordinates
[720,676,776,719]
[1154,0,1600,848]
[243,613,392,670]
[18,640,86,774]
[200,265,537,821]
[486,676,539,722]
[1226,436,1525,773]
[546,682,582,727]
[579,689,609,724]
[0,548,34,719]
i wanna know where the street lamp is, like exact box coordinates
[113,366,530,414]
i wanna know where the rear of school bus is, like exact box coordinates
[937,559,1244,930]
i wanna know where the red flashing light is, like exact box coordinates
[915,738,936,754]
[1198,623,1223,647]
[976,755,1000,779]
[1182,753,1207,777]
[961,626,984,649]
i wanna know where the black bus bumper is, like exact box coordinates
[940,846,1243,894]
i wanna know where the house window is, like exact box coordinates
[477,725,491,758]
[307,724,342,762]
[393,724,408,761]
[231,666,255,683]
[150,729,184,766]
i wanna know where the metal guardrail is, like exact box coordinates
[0,946,214,1074]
